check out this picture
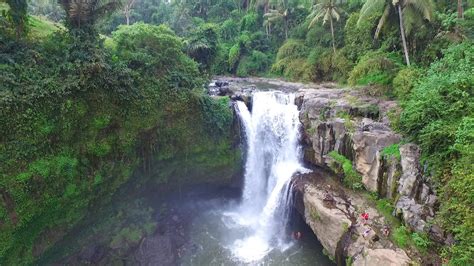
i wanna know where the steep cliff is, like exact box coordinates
[296,87,438,237]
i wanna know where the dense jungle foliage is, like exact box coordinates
[0,1,239,264]
[1,0,473,264]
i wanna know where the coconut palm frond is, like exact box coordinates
[59,0,121,27]
[331,8,340,21]
[405,0,434,21]
[358,0,386,25]
[374,4,390,39]
[92,0,121,20]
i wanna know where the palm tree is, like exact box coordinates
[123,0,137,25]
[264,8,289,39]
[358,0,434,66]
[457,0,464,19]
[264,0,294,39]
[307,0,344,54]
[59,0,121,30]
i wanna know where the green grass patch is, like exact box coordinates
[328,151,363,190]
[381,144,401,161]
[336,111,355,133]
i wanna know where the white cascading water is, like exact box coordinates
[230,91,309,262]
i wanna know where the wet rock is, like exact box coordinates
[78,245,106,264]
[172,215,179,222]
[217,86,231,96]
[215,80,229,87]
[293,171,421,265]
[352,248,412,266]
[445,233,456,246]
[133,234,176,266]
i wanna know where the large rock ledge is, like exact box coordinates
[293,171,413,265]
[295,87,441,240]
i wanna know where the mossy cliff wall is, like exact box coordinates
[0,87,240,264]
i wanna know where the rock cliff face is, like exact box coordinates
[292,172,413,266]
[295,87,438,237]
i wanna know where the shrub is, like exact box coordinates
[392,226,410,248]
[272,57,309,81]
[412,232,431,251]
[348,51,402,87]
[304,47,331,81]
[400,42,474,265]
[328,151,363,190]
[272,39,311,81]
[276,39,309,60]
[185,23,219,73]
[342,12,375,62]
[331,51,354,82]
[228,43,241,71]
[392,67,422,100]
[236,50,272,76]
[112,23,201,88]
[220,18,238,41]
[240,12,260,32]
[400,42,473,166]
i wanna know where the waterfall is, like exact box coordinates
[231,91,309,262]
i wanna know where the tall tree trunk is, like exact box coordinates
[284,17,288,39]
[397,4,410,66]
[330,15,336,54]
[125,12,130,25]
[457,0,464,18]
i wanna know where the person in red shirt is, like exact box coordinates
[360,212,369,225]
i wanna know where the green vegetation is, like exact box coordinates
[328,151,362,190]
[393,225,410,248]
[0,4,239,264]
[399,42,473,265]
[381,144,401,161]
[1,0,473,264]
[392,225,433,253]
[412,232,431,251]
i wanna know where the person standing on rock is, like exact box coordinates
[360,212,369,225]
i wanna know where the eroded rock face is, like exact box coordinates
[293,172,414,265]
[398,144,422,197]
[352,129,400,192]
[296,88,401,193]
[295,85,439,238]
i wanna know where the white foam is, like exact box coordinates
[231,91,304,263]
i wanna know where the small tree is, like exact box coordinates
[185,23,219,73]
